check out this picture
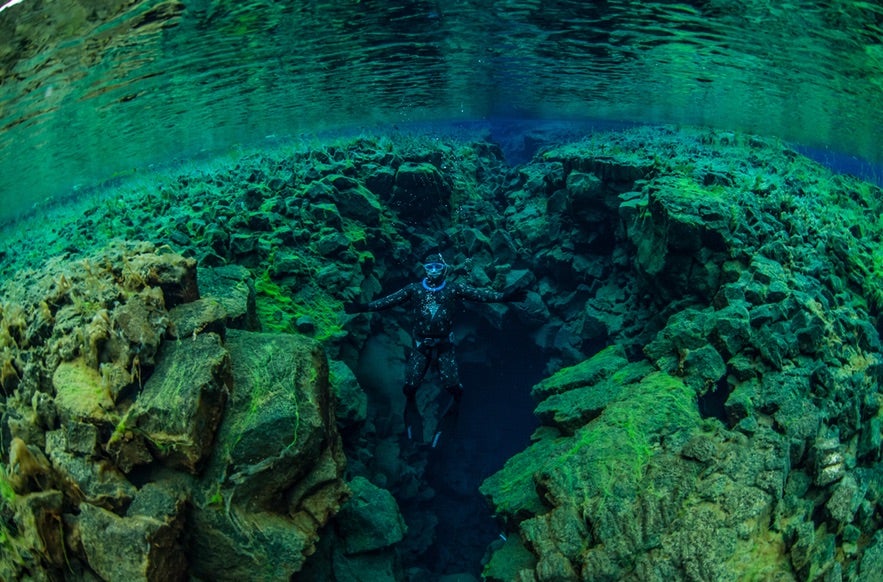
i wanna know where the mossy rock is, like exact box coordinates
[480,431,569,520]
[78,500,186,582]
[122,332,231,474]
[534,376,624,435]
[484,364,701,536]
[52,358,114,424]
[335,184,382,223]
[196,264,260,331]
[531,344,628,402]
[390,161,450,220]
[329,360,367,429]
[46,430,137,510]
[205,329,335,507]
[189,330,345,580]
[536,371,700,509]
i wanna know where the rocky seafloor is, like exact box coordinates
[0,125,881,581]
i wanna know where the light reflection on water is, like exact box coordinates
[0,0,881,219]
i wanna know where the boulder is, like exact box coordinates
[188,505,333,582]
[78,498,186,582]
[329,359,367,430]
[215,329,334,502]
[123,248,198,308]
[167,297,228,339]
[331,550,400,582]
[64,421,100,456]
[7,490,66,569]
[391,161,450,220]
[336,476,406,554]
[681,344,727,394]
[707,303,751,358]
[482,535,538,582]
[196,264,260,331]
[188,329,347,579]
[336,185,382,223]
[534,377,624,435]
[859,531,883,581]
[113,333,231,473]
[315,230,351,257]
[364,166,396,199]
[45,430,136,510]
[52,358,114,425]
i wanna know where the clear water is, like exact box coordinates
[2,1,883,579]
[1,0,882,220]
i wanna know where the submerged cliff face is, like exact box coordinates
[480,129,883,580]
[1,126,881,580]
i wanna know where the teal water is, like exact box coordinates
[2,2,883,580]
[1,0,882,220]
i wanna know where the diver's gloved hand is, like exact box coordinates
[344,302,368,314]
[502,288,528,303]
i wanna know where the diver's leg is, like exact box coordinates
[403,346,431,442]
[432,348,463,448]
[433,384,463,448]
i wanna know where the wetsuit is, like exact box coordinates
[362,277,510,444]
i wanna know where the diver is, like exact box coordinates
[345,252,527,448]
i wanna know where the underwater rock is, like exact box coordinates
[531,344,628,402]
[335,184,383,223]
[187,328,347,579]
[329,359,367,430]
[707,302,751,359]
[190,492,332,582]
[533,375,625,436]
[202,329,338,505]
[52,358,114,425]
[46,429,137,510]
[337,476,407,554]
[482,535,538,582]
[196,264,259,331]
[364,166,396,199]
[8,490,66,570]
[315,230,351,257]
[390,161,450,220]
[679,343,726,394]
[110,288,166,364]
[167,297,228,339]
[64,420,100,456]
[859,531,883,581]
[113,333,231,474]
[122,247,198,308]
[78,499,186,582]
[486,365,707,579]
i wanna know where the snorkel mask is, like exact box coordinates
[423,253,448,285]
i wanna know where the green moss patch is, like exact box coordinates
[483,364,701,521]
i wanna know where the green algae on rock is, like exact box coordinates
[0,241,349,581]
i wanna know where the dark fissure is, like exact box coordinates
[698,377,732,423]
[367,318,545,576]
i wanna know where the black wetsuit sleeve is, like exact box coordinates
[365,284,415,311]
[454,282,507,303]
